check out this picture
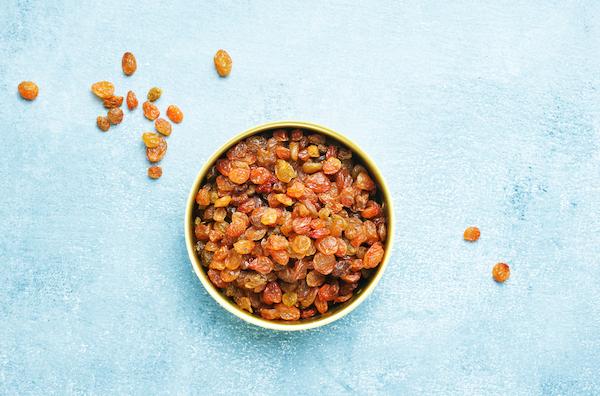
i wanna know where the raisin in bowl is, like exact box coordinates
[185,121,394,330]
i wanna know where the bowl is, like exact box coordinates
[184,121,394,330]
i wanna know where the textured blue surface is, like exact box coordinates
[2,1,600,394]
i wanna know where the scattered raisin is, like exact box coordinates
[464,226,480,242]
[142,132,162,148]
[107,108,124,125]
[143,101,160,120]
[147,87,162,102]
[214,49,232,77]
[126,91,138,110]
[166,105,183,123]
[148,166,162,179]
[122,52,137,76]
[18,81,39,100]
[492,263,510,283]
[154,118,172,136]
[91,81,115,99]
[146,135,167,163]
[96,116,110,132]
[103,96,123,108]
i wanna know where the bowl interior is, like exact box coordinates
[185,121,394,330]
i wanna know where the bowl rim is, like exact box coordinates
[184,121,395,331]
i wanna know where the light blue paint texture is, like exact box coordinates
[1,1,600,394]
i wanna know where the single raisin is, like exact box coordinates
[122,52,137,76]
[91,81,115,99]
[147,87,162,102]
[166,105,183,123]
[18,81,39,100]
[142,132,162,148]
[126,90,138,110]
[107,108,124,125]
[96,116,110,132]
[214,49,232,77]
[103,96,124,108]
[143,101,160,120]
[154,118,172,136]
[464,226,481,242]
[148,166,162,179]
[363,242,384,269]
[492,263,510,283]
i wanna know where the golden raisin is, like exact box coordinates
[103,96,123,108]
[147,87,162,102]
[214,49,232,77]
[233,240,255,254]
[148,166,162,179]
[91,81,115,99]
[96,116,110,132]
[166,105,183,123]
[261,208,278,225]
[146,136,167,163]
[107,108,124,125]
[142,132,162,148]
[154,118,172,136]
[18,81,38,100]
[142,101,160,120]
[274,160,296,183]
[214,195,232,207]
[126,91,138,110]
[492,263,510,283]
[463,226,480,242]
[122,52,137,76]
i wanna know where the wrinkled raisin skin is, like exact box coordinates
[143,101,160,121]
[166,105,183,123]
[148,166,162,179]
[126,91,138,110]
[122,52,137,76]
[214,49,232,77]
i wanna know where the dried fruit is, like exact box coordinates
[142,132,162,148]
[147,87,162,102]
[464,226,480,242]
[103,96,123,108]
[166,105,183,123]
[91,81,115,99]
[214,49,232,77]
[18,81,39,100]
[146,135,167,163]
[96,116,110,132]
[143,101,160,120]
[154,118,172,136]
[192,128,388,322]
[122,52,137,76]
[126,91,138,110]
[492,263,510,283]
[107,108,124,125]
[148,166,162,179]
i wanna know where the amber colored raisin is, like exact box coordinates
[233,240,255,254]
[91,81,115,99]
[147,87,162,102]
[214,49,232,77]
[492,263,510,283]
[146,136,167,163]
[323,157,342,175]
[261,208,278,226]
[103,96,123,108]
[18,81,39,100]
[122,52,137,76]
[126,91,138,110]
[314,295,328,314]
[143,101,160,120]
[142,132,162,148]
[107,108,124,125]
[214,195,232,207]
[275,160,296,183]
[313,253,336,275]
[316,236,338,255]
[154,118,172,136]
[262,281,282,304]
[276,304,300,321]
[464,226,481,242]
[96,116,110,132]
[229,168,251,185]
[148,166,162,179]
[282,291,298,307]
[363,242,384,269]
[166,105,183,123]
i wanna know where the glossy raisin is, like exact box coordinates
[148,166,162,179]
[166,105,183,123]
[18,81,39,100]
[214,49,232,77]
[122,52,137,76]
[126,91,138,110]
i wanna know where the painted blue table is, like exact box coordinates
[2,1,599,394]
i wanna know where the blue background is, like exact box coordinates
[2,1,600,394]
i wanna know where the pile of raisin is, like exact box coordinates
[193,128,387,321]
[90,52,185,180]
